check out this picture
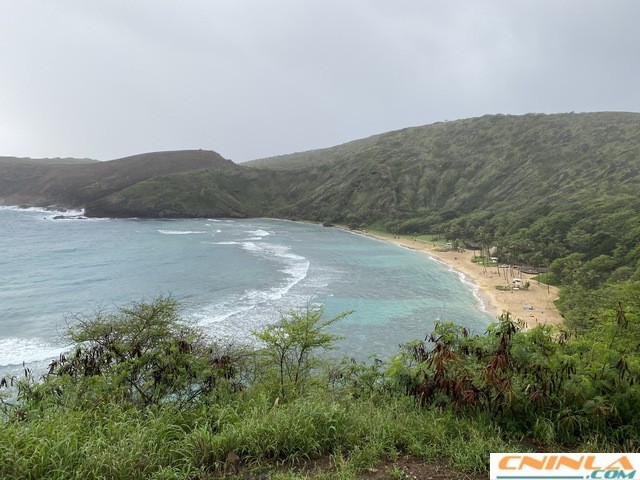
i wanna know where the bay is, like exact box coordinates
[0,207,494,376]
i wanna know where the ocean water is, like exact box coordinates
[0,207,494,377]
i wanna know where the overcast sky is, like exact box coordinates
[1,1,639,162]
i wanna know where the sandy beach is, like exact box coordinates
[353,230,563,329]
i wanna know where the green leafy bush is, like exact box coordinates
[253,306,349,399]
[17,296,245,409]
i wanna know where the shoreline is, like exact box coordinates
[346,228,563,329]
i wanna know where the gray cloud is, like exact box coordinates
[1,0,639,161]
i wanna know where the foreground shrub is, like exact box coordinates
[11,296,246,409]
[253,306,349,400]
[385,311,640,448]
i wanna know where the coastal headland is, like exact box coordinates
[350,229,563,329]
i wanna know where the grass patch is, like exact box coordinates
[530,273,557,286]
[470,255,496,266]
[0,394,514,479]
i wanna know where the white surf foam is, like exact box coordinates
[194,240,311,340]
[245,229,271,237]
[457,271,481,305]
[423,255,490,313]
[0,337,67,367]
[450,267,488,312]
[238,242,310,288]
[0,205,81,215]
[0,205,88,219]
[157,230,206,235]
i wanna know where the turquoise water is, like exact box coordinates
[0,207,494,375]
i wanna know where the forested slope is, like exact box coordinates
[255,112,640,285]
[260,112,640,230]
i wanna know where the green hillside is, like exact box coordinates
[86,169,261,218]
[0,150,236,208]
[246,113,640,285]
[259,112,640,228]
